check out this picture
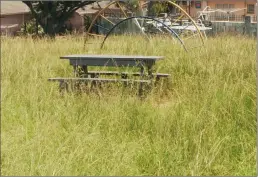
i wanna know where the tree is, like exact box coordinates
[147,1,169,16]
[117,0,146,17]
[147,0,176,16]
[22,1,95,37]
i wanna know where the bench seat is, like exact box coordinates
[86,71,170,77]
[48,77,151,83]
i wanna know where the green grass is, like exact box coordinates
[1,34,256,176]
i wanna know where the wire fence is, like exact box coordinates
[192,15,257,23]
[209,15,244,22]
[251,15,257,22]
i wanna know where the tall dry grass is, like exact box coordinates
[1,34,256,176]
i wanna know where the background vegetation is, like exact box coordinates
[1,34,256,176]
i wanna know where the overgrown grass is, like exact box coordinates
[1,34,256,176]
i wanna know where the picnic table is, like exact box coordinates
[49,54,170,96]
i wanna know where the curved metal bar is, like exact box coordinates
[116,2,128,18]
[84,0,204,51]
[100,16,187,51]
[167,1,205,45]
[84,1,118,48]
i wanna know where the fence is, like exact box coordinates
[192,14,257,23]
[251,15,257,22]
[95,15,257,37]
[208,15,245,22]
[205,16,257,36]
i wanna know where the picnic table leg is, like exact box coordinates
[73,65,79,77]
[145,62,154,94]
[81,65,88,77]
[71,65,79,92]
[147,64,154,79]
[80,65,89,91]
[138,66,144,97]
[121,73,128,87]
[73,65,88,92]
[80,65,101,91]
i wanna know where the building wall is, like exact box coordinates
[207,0,256,16]
[66,12,85,33]
[0,12,92,35]
[178,0,257,19]
[189,1,205,17]
[0,13,31,35]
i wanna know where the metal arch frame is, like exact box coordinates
[87,1,128,32]
[100,16,187,51]
[84,0,205,50]
[167,1,205,45]
[84,1,128,47]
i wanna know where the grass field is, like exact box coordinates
[1,34,256,176]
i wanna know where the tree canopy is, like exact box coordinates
[22,1,95,37]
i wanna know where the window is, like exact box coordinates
[215,4,235,21]
[195,1,201,9]
[247,4,255,14]
[223,4,229,9]
[215,4,223,9]
[228,4,235,9]
[215,4,234,10]
[182,1,187,6]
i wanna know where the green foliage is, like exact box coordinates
[127,0,140,10]
[119,0,141,15]
[20,18,44,35]
[83,15,93,32]
[147,0,177,16]
[148,2,170,16]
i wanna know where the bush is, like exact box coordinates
[20,18,44,35]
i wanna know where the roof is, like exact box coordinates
[0,1,100,16]
[1,1,30,15]
[1,24,19,29]
[0,1,126,16]
[205,0,256,1]
[76,1,122,15]
[76,3,99,15]
[91,1,112,9]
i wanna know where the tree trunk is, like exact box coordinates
[35,18,38,35]
[22,1,97,38]
[43,17,67,38]
[44,18,56,38]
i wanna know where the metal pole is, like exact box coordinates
[256,0,258,173]
[188,0,191,16]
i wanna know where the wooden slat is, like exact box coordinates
[87,71,170,77]
[88,71,120,75]
[60,55,164,60]
[48,77,151,83]
[121,72,171,77]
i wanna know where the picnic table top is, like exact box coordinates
[60,54,164,61]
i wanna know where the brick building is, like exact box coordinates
[177,0,257,20]
[0,1,99,36]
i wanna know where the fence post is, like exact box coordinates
[244,16,251,35]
